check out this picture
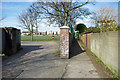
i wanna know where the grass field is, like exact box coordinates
[21,35,60,41]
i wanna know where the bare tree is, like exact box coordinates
[31,0,91,27]
[19,0,92,39]
[19,7,39,41]
[93,6,118,32]
[30,4,40,35]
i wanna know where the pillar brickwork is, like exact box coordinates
[60,26,69,58]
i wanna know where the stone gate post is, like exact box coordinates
[60,26,69,58]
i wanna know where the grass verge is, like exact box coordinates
[21,36,60,41]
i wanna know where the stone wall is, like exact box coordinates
[90,31,120,76]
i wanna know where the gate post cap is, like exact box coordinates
[60,26,69,29]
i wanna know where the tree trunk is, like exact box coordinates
[100,23,103,33]
[31,32,33,41]
[31,25,34,41]
[36,19,38,35]
[64,13,68,26]
[65,19,67,26]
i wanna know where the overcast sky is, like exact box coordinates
[0,1,118,32]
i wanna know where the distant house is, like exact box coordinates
[21,31,60,36]
[21,31,30,36]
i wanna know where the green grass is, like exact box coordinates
[21,36,60,41]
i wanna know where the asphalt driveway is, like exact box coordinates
[2,41,68,78]
[2,41,109,79]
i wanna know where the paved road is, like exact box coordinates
[2,41,106,78]
[2,41,68,78]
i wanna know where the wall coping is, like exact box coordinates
[60,26,69,29]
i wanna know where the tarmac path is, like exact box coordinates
[2,41,107,79]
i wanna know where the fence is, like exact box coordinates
[81,31,120,76]
[81,33,93,49]
[0,27,21,56]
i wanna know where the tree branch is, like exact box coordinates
[70,1,89,11]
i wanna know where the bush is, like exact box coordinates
[116,25,120,31]
[75,23,87,33]
[87,27,100,33]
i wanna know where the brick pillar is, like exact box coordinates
[0,28,2,54]
[60,26,69,58]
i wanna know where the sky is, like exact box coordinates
[0,1,119,32]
